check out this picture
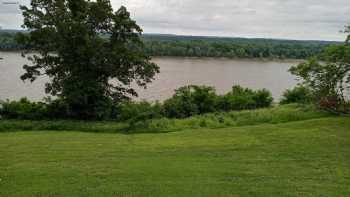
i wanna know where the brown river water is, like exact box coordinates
[0,51,301,102]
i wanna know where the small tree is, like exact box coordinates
[17,0,159,119]
[289,26,350,113]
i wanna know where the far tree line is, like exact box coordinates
[0,31,340,59]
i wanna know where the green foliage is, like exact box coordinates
[0,85,273,121]
[162,85,273,119]
[289,26,350,113]
[290,58,349,98]
[143,35,336,59]
[1,31,339,59]
[44,98,70,119]
[0,98,47,120]
[0,32,21,50]
[290,36,350,113]
[253,89,274,108]
[217,85,273,111]
[162,86,218,118]
[280,86,313,105]
[114,101,162,122]
[0,97,110,120]
[16,0,159,119]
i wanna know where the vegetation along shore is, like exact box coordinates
[0,30,341,59]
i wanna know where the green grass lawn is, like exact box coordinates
[1,117,350,196]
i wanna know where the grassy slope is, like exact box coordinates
[0,104,331,133]
[1,117,350,197]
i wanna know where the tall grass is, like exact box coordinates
[0,104,332,133]
[131,104,332,133]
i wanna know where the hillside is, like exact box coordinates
[1,116,350,196]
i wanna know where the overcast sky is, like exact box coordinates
[1,0,349,41]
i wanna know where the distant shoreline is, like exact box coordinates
[0,51,306,62]
[151,56,305,63]
[1,31,335,60]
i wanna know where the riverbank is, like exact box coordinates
[0,50,306,62]
[0,104,332,133]
[151,56,306,63]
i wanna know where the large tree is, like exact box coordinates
[17,0,159,119]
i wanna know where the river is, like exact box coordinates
[0,52,302,102]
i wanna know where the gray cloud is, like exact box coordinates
[1,0,349,41]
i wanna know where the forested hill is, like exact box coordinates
[0,30,342,59]
[143,33,338,44]
[142,34,341,59]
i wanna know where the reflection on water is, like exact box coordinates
[0,52,301,102]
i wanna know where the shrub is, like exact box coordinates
[0,85,274,121]
[45,98,70,119]
[162,85,218,118]
[0,98,47,120]
[280,86,312,105]
[253,89,274,108]
[217,85,273,111]
[162,96,199,119]
[114,101,162,122]
[162,85,273,119]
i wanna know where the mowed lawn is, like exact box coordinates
[1,117,350,197]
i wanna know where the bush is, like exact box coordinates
[162,85,273,119]
[0,98,48,120]
[162,86,218,119]
[280,86,312,105]
[45,98,71,119]
[253,89,274,108]
[114,101,162,122]
[217,85,273,111]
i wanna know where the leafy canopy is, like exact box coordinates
[289,25,350,113]
[17,0,159,119]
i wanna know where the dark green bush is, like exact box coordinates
[45,98,70,119]
[217,86,256,111]
[0,98,47,120]
[162,86,218,118]
[0,97,116,121]
[162,85,273,119]
[253,89,274,108]
[114,101,163,122]
[217,85,273,111]
[280,86,312,105]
